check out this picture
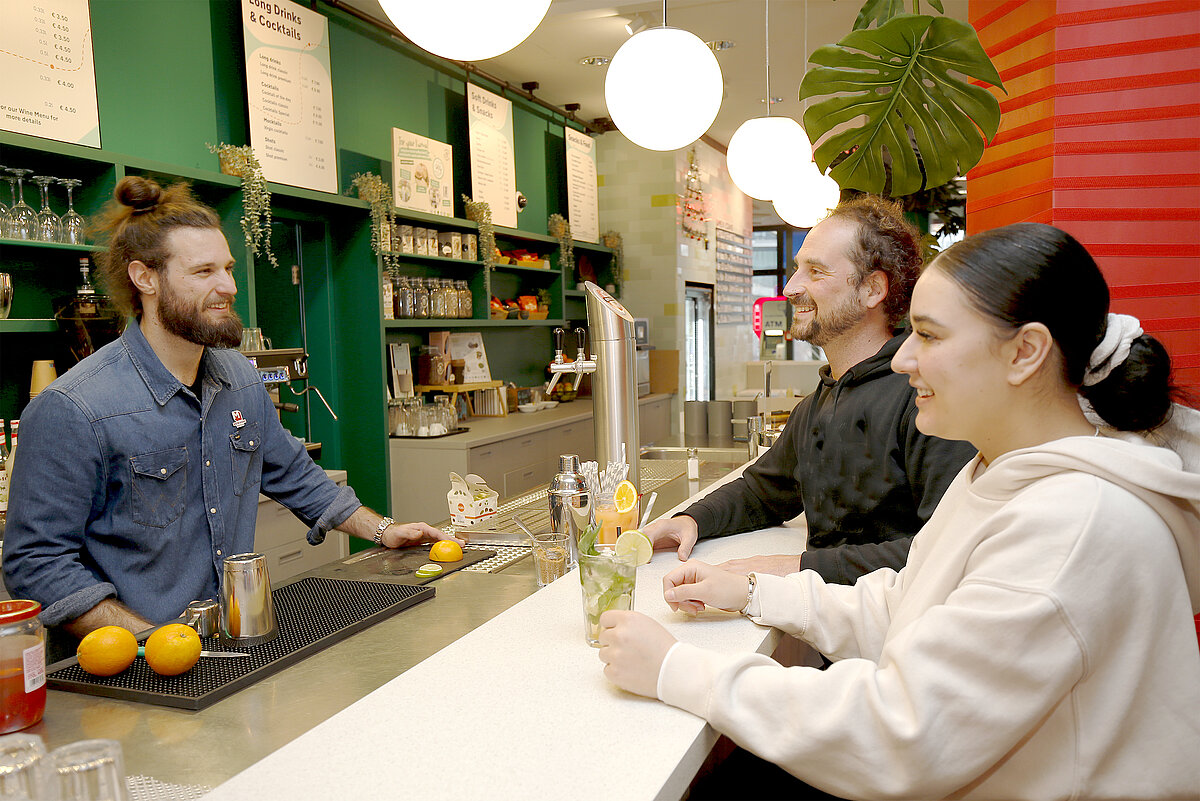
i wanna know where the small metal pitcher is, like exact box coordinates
[220,553,278,646]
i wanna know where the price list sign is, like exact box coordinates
[467,84,517,229]
[0,0,100,147]
[564,127,599,244]
[241,0,337,193]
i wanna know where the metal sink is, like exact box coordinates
[639,446,751,464]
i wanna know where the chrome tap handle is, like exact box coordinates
[574,327,587,359]
[553,326,566,359]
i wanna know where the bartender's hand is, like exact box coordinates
[663,560,751,615]
[382,522,466,549]
[596,610,676,698]
[716,554,801,577]
[644,515,699,561]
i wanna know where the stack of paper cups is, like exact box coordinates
[29,360,57,400]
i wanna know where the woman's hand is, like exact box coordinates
[597,610,677,698]
[663,560,751,615]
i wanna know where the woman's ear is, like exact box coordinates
[128,260,156,296]
[1007,322,1055,386]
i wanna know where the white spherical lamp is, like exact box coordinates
[604,27,724,152]
[726,116,812,200]
[773,168,843,228]
[379,0,552,62]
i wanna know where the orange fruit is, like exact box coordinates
[77,626,138,676]
[614,480,639,515]
[429,540,464,562]
[143,624,202,676]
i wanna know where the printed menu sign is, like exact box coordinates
[564,127,599,244]
[0,0,100,147]
[467,84,517,228]
[241,0,337,193]
[392,128,454,217]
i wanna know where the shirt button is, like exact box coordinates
[160,468,167,475]
[210,508,217,514]
[248,440,254,446]
[216,549,222,556]
[206,460,211,467]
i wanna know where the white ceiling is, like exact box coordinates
[339,0,970,225]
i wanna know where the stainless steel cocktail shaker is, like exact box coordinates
[549,454,589,568]
[220,553,278,646]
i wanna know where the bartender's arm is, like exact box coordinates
[63,599,154,639]
[334,506,466,548]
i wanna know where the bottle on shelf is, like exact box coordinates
[381,269,394,321]
[75,258,99,318]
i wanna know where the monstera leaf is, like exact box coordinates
[852,0,942,30]
[800,13,1004,196]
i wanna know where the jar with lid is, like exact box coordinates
[431,278,451,319]
[412,277,430,319]
[395,277,413,319]
[0,600,47,733]
[456,280,473,319]
[442,279,461,319]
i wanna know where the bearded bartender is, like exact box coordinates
[2,177,463,654]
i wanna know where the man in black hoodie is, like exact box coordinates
[646,196,976,584]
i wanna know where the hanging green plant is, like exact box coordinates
[349,172,398,272]
[601,230,624,297]
[462,195,496,269]
[798,5,1005,197]
[547,213,575,277]
[207,142,278,269]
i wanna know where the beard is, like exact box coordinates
[789,288,867,347]
[157,275,243,349]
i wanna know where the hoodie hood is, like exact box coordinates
[817,331,908,389]
[971,434,1200,613]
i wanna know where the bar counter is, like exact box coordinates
[30,460,808,800]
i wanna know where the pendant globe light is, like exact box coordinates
[726,0,812,201]
[378,0,552,62]
[773,166,842,228]
[604,5,723,152]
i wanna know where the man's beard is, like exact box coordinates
[789,288,867,347]
[157,276,243,349]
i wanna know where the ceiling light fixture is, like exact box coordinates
[624,15,648,36]
[772,167,841,228]
[604,2,723,152]
[707,40,735,52]
[378,0,552,62]
[580,56,611,67]
[725,0,812,201]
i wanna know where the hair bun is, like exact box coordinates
[114,176,163,213]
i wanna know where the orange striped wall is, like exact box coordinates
[968,0,1200,394]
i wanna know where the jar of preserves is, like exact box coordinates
[456,280,473,319]
[0,600,46,733]
[412,277,430,319]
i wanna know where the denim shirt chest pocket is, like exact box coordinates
[230,421,262,497]
[130,448,187,528]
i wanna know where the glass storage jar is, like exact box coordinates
[395,277,413,319]
[0,600,46,733]
[443,279,460,319]
[433,278,452,319]
[412,277,430,319]
[456,280,472,318]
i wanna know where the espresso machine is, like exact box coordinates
[240,345,336,458]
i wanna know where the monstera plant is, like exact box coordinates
[799,0,1005,197]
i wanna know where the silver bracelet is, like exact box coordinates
[739,573,757,616]
[373,517,394,546]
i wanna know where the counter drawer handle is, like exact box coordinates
[520,439,533,447]
[279,550,303,564]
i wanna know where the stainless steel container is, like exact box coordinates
[183,598,220,638]
[584,282,640,489]
[220,553,278,646]
[548,454,589,568]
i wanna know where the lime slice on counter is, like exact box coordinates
[615,530,653,566]
[415,563,443,578]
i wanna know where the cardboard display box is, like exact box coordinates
[649,349,679,395]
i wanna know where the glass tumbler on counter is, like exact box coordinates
[49,738,130,801]
[529,531,569,587]
[0,733,50,797]
[579,548,637,647]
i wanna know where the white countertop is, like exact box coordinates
[203,461,808,801]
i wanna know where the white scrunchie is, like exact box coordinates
[1083,313,1143,386]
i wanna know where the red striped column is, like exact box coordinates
[968,0,1200,393]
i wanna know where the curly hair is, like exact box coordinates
[90,176,220,318]
[824,195,923,328]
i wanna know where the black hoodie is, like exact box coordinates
[684,333,977,584]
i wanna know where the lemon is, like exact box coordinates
[615,529,653,566]
[430,540,464,562]
[143,623,202,676]
[77,626,138,676]
[613,480,639,515]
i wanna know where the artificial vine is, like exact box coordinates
[601,230,624,297]
[462,195,495,269]
[207,143,278,269]
[547,213,574,277]
[349,172,399,271]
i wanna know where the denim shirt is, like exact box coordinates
[2,322,360,626]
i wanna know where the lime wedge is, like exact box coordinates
[615,529,652,566]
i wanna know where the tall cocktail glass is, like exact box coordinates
[594,491,639,547]
[579,547,637,647]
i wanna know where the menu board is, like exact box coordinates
[0,0,100,147]
[241,0,337,193]
[715,227,753,325]
[392,128,453,217]
[564,127,599,244]
[467,84,517,228]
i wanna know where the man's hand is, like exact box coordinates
[382,522,467,548]
[663,560,751,615]
[715,553,802,577]
[596,610,677,698]
[643,515,699,561]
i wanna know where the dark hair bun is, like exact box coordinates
[1081,334,1174,431]
[114,176,163,213]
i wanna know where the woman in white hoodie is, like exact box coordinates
[598,223,1200,801]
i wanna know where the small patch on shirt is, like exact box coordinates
[231,410,246,429]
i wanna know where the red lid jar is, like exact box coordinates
[0,600,47,733]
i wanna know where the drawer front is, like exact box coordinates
[254,499,307,553]
[504,462,547,498]
[261,535,344,583]
[467,442,507,485]
[506,430,546,471]
[549,422,594,463]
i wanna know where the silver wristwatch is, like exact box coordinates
[373,517,395,546]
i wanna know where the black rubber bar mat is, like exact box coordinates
[46,577,434,710]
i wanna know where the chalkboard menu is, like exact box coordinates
[715,227,752,325]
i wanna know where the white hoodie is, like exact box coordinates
[659,434,1200,800]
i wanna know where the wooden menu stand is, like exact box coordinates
[414,380,507,417]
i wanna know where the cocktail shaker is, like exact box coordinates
[219,553,278,646]
[548,454,589,568]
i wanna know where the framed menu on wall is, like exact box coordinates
[467,84,517,228]
[241,0,337,193]
[392,128,453,217]
[0,0,100,147]
[564,127,599,244]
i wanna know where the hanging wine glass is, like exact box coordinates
[33,175,63,242]
[5,168,38,241]
[0,164,11,238]
[58,178,86,245]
